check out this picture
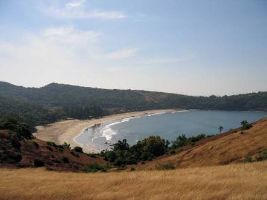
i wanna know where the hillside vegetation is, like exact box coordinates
[0,118,105,171]
[139,118,267,169]
[0,161,267,200]
[0,81,266,127]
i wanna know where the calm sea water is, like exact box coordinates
[75,110,267,151]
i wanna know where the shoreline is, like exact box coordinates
[34,109,179,153]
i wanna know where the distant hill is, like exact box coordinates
[0,81,266,126]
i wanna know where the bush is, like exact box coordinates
[241,120,252,130]
[73,146,83,153]
[171,134,209,149]
[5,152,22,163]
[101,136,168,167]
[61,157,69,163]
[156,163,175,170]
[256,150,267,161]
[0,118,33,140]
[32,141,39,149]
[34,159,45,167]
[62,142,71,150]
[244,155,253,163]
[71,151,79,157]
[47,141,57,147]
[137,136,167,157]
[82,163,110,173]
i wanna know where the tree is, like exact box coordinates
[241,120,252,130]
[172,134,188,148]
[218,126,224,133]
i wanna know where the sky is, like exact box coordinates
[0,0,266,96]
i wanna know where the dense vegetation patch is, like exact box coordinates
[0,118,33,140]
[101,136,169,167]
[0,81,266,126]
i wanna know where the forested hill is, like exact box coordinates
[0,81,266,126]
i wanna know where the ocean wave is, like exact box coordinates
[102,125,118,141]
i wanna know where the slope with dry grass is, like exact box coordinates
[0,161,267,200]
[140,118,267,169]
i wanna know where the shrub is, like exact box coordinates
[0,118,34,140]
[71,151,79,157]
[47,141,56,147]
[140,152,153,161]
[169,150,176,155]
[244,155,253,163]
[61,157,69,163]
[32,141,39,149]
[62,142,71,150]
[256,150,267,161]
[47,146,53,151]
[156,163,175,170]
[101,136,168,167]
[137,136,167,157]
[241,120,252,130]
[171,134,209,149]
[82,163,110,173]
[73,146,83,153]
[6,152,22,163]
[34,159,45,167]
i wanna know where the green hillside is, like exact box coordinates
[0,81,266,126]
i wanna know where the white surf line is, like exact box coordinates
[73,109,187,147]
[100,109,186,141]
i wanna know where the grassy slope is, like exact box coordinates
[139,118,267,169]
[1,119,267,199]
[0,161,267,200]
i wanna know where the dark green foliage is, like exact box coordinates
[0,118,33,139]
[61,157,69,163]
[244,155,253,163]
[0,149,22,164]
[34,159,45,167]
[218,126,224,133]
[73,146,83,153]
[82,163,110,173]
[136,136,168,157]
[71,151,79,157]
[243,150,267,163]
[0,130,22,164]
[171,134,209,149]
[63,142,71,150]
[102,136,168,167]
[47,141,57,147]
[241,120,252,130]
[0,82,266,127]
[156,163,176,170]
[32,141,39,149]
[256,150,267,161]
[113,139,129,151]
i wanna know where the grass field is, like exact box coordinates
[1,161,267,200]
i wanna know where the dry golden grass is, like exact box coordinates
[140,118,267,169]
[1,161,267,200]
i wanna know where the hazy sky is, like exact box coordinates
[0,0,266,95]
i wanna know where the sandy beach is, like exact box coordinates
[34,109,176,153]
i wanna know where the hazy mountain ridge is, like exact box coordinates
[0,81,266,126]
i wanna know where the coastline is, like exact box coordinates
[34,109,178,153]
